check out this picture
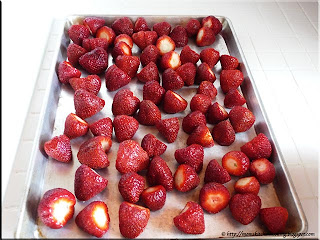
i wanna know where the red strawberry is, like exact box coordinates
[96,26,116,45]
[200,48,220,68]
[67,43,87,66]
[141,185,166,211]
[174,144,204,173]
[118,172,145,203]
[74,164,108,201]
[44,134,72,163]
[185,19,201,37]
[64,113,89,139]
[138,100,161,126]
[162,68,184,90]
[229,193,261,225]
[197,81,217,100]
[174,201,205,235]
[113,115,139,142]
[115,55,140,78]
[187,124,214,147]
[137,62,160,83]
[201,16,222,35]
[174,164,200,192]
[156,35,175,55]
[132,31,158,50]
[220,55,239,70]
[204,159,231,184]
[195,62,216,84]
[249,158,276,184]
[89,117,113,138]
[119,202,150,239]
[37,188,76,229]
[116,140,149,174]
[229,106,255,132]
[68,24,90,45]
[83,17,105,35]
[112,89,140,116]
[69,75,101,95]
[147,156,174,191]
[224,89,246,108]
[114,34,134,48]
[82,38,109,51]
[180,45,200,65]
[156,117,180,143]
[206,102,228,124]
[79,47,109,74]
[77,136,112,169]
[143,80,165,105]
[176,62,197,86]
[160,51,181,70]
[153,21,171,36]
[169,25,188,48]
[75,201,110,238]
[140,44,160,67]
[260,207,289,233]
[111,17,134,36]
[105,65,131,91]
[196,27,215,47]
[241,133,272,160]
[222,151,250,176]
[112,42,132,59]
[211,120,235,146]
[58,61,81,84]
[182,111,207,134]
[141,133,167,157]
[190,94,212,114]
[134,17,150,32]
[234,176,260,195]
[163,90,187,114]
[220,70,244,93]
[199,182,230,213]
[74,89,105,119]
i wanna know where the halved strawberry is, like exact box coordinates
[38,188,76,229]
[220,70,244,93]
[174,144,204,173]
[83,17,105,35]
[196,27,215,47]
[68,24,90,45]
[234,176,260,195]
[249,158,276,184]
[206,102,228,124]
[200,48,220,68]
[201,16,222,35]
[89,117,113,138]
[96,26,116,45]
[143,80,165,105]
[187,124,214,147]
[111,17,134,36]
[240,133,272,160]
[69,75,101,95]
[105,65,131,91]
[156,117,180,143]
[79,47,109,74]
[118,172,145,203]
[176,62,197,86]
[140,44,160,66]
[224,89,246,108]
[113,115,139,142]
[220,55,239,70]
[211,120,235,146]
[114,34,134,48]
[112,42,132,59]
[137,100,161,126]
[163,90,187,114]
[141,133,167,158]
[82,38,109,51]
[160,51,181,70]
[74,89,105,119]
[44,134,72,163]
[185,18,201,37]
[174,164,200,192]
[156,35,175,55]
[137,62,160,83]
[115,55,140,78]
[162,68,184,90]
[228,106,255,132]
[64,113,89,139]
[182,111,207,134]
[180,45,200,65]
[204,159,231,184]
[190,94,212,114]
[58,61,81,84]
[141,185,166,211]
[169,25,188,48]
[222,151,250,176]
[260,207,289,233]
[112,89,140,116]
[153,21,171,36]
[132,31,158,50]
[195,62,216,84]
[134,17,150,32]
[67,43,87,66]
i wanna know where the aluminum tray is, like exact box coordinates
[3,15,307,239]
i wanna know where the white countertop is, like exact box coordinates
[2,0,319,237]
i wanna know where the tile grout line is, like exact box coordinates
[297,1,319,32]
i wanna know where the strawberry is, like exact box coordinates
[68,24,90,45]
[174,144,204,173]
[112,41,132,59]
[260,207,289,233]
[174,164,200,192]
[140,44,160,66]
[222,151,250,176]
[224,89,246,108]
[74,164,108,201]
[169,25,188,48]
[137,62,160,83]
[58,61,81,84]
[182,111,207,134]
[185,19,201,37]
[116,140,149,174]
[195,62,216,84]
[96,26,116,45]
[114,34,134,48]
[190,94,212,114]
[220,70,244,93]
[75,201,110,238]
[187,124,214,147]
[211,120,235,146]
[176,62,197,86]
[249,158,276,184]
[228,106,255,132]
[196,27,215,47]
[79,47,109,74]
[82,38,109,51]
[115,55,140,78]
[83,17,105,35]
[199,182,230,213]
[134,17,150,32]
[156,117,180,143]
[206,102,228,124]
[105,65,131,91]
[138,100,161,126]
[204,159,231,184]
[37,188,76,229]
[74,89,105,119]
[220,55,239,70]
[112,89,140,116]
[241,133,272,160]
[234,176,260,195]
[69,75,101,95]
[111,17,134,36]
[200,48,220,68]
[119,202,150,239]
[201,16,222,35]
[162,68,184,90]
[118,172,145,203]
[143,80,165,105]
[197,81,217,100]
[64,113,89,139]
[174,201,205,234]
[132,31,158,50]
[44,134,72,163]
[229,193,261,225]
[153,21,171,36]
[156,35,175,55]
[141,133,167,157]
[141,185,166,211]
[180,45,200,65]
[163,90,187,114]
[89,117,113,138]
[147,156,174,191]
[113,115,139,142]
[77,136,112,169]
[160,51,181,70]
[67,43,87,66]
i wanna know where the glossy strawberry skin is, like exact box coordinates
[44,134,72,163]
[206,102,229,124]
[163,90,187,114]
[137,100,161,126]
[220,55,239,70]
[162,68,184,90]
[187,124,214,147]
[96,26,116,45]
[115,55,140,78]
[74,89,105,119]
[141,133,167,158]
[69,75,101,95]
[222,151,250,177]
[174,164,200,192]
[105,65,131,91]
[79,47,109,74]
[180,45,200,65]
[174,144,204,173]
[196,27,215,47]
[132,31,158,50]
[137,62,160,83]
[176,62,197,86]
[182,111,207,134]
[190,94,212,114]
[140,45,160,67]
[134,17,150,32]
[153,21,171,36]
[202,16,222,35]
[260,207,289,234]
[156,117,180,143]
[68,24,90,45]
[141,185,166,211]
[111,17,134,36]
[113,115,139,142]
[241,133,272,160]
[249,158,276,184]
[112,89,140,116]
[228,106,255,132]
[204,159,231,184]
[197,81,217,100]
[185,19,201,37]
[220,70,244,93]
[64,113,89,139]
[224,89,246,108]
[211,120,235,146]
[200,48,220,68]
[83,17,105,35]
[118,172,145,203]
[169,25,188,48]
[143,80,165,105]
[195,62,216,84]
[234,176,260,195]
[58,61,81,84]
[89,117,113,138]
[67,43,87,66]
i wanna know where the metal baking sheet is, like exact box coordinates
[6,15,307,239]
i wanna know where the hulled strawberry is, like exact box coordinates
[197,81,217,100]
[111,17,134,36]
[195,62,216,84]
[89,117,113,138]
[185,19,201,37]
[114,34,134,48]
[141,185,166,211]
[169,25,188,48]
[79,47,109,74]
[234,176,260,195]
[260,207,289,233]
[153,21,171,36]
[180,45,200,65]
[143,80,165,105]
[174,164,200,192]
[105,65,131,91]
[201,16,222,35]
[68,24,90,45]
[141,133,167,158]
[182,111,207,134]
[187,124,214,147]
[83,17,105,35]
[113,115,139,142]
[204,159,231,184]
[64,113,89,139]
[200,48,220,68]
[249,158,276,184]
[196,27,215,47]
[118,172,145,203]
[137,62,160,83]
[156,35,175,55]
[58,61,81,84]
[220,70,244,93]
[160,51,181,70]
[140,45,160,66]
[132,31,158,50]
[240,133,272,160]
[162,68,184,90]
[211,120,235,146]
[112,42,132,59]
[222,151,250,176]
[82,38,109,51]
[163,90,187,114]
[115,55,140,78]
[134,17,150,32]
[137,100,161,126]
[220,55,239,70]
[174,144,204,173]
[228,106,255,132]
[190,94,212,114]
[224,89,246,108]
[44,134,72,163]
[69,75,101,95]
[206,102,228,124]
[176,62,197,86]
[112,89,140,116]
[74,89,105,119]
[96,26,116,45]
[67,43,87,66]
